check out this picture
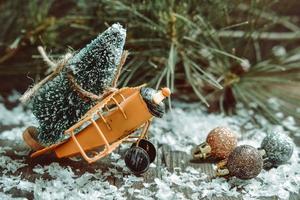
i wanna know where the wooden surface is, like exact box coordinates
[0,127,299,200]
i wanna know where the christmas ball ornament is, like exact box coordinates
[216,145,263,180]
[259,131,294,168]
[192,127,237,160]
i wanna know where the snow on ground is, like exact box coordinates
[150,102,300,200]
[0,92,299,200]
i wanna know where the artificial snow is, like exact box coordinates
[0,95,299,199]
[0,103,35,127]
[0,91,36,128]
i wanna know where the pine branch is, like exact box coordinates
[218,30,300,40]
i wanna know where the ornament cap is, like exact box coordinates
[216,158,230,176]
[192,142,212,159]
[258,148,266,157]
[216,168,230,176]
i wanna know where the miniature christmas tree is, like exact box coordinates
[31,23,126,146]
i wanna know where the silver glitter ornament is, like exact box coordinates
[259,131,294,168]
[216,145,263,180]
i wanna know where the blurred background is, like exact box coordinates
[0,0,299,126]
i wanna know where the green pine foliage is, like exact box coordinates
[101,0,300,126]
[32,24,126,146]
[0,0,299,126]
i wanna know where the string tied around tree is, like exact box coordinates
[19,46,128,104]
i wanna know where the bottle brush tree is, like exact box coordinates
[31,23,126,146]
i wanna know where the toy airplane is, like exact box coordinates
[23,85,171,174]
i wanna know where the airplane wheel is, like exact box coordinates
[131,139,156,163]
[124,146,150,175]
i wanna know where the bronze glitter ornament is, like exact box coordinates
[216,145,263,180]
[192,127,237,160]
[259,131,294,169]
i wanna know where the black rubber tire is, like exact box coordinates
[131,139,156,163]
[124,146,150,174]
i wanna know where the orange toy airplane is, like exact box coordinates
[23,85,171,174]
